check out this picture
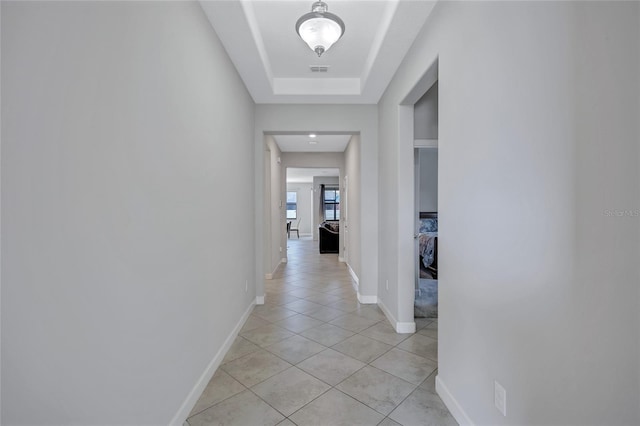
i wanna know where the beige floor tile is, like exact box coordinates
[359,322,411,346]
[299,323,355,346]
[297,348,366,386]
[221,349,291,387]
[274,313,324,333]
[281,299,325,315]
[240,315,271,333]
[251,367,331,416]
[289,389,384,426]
[264,335,326,364]
[306,306,347,322]
[189,370,245,417]
[414,317,434,330]
[420,369,437,393]
[417,326,438,340]
[222,336,260,364]
[239,324,294,348]
[336,366,417,416]
[329,313,381,333]
[251,305,298,322]
[388,387,457,426]
[370,348,437,385]
[188,390,284,426]
[377,417,402,426]
[397,334,438,362]
[189,238,452,426]
[350,306,387,322]
[332,334,393,364]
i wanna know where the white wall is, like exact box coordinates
[286,182,313,236]
[379,1,639,425]
[418,148,438,213]
[414,81,438,140]
[345,135,362,281]
[254,105,378,302]
[1,2,256,424]
[265,136,283,278]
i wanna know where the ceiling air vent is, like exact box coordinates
[309,65,330,73]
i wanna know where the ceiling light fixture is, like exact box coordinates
[309,134,317,138]
[296,1,345,57]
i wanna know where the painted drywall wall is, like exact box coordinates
[414,81,438,140]
[1,2,256,424]
[254,105,378,301]
[418,149,438,213]
[286,182,313,236]
[344,136,362,282]
[378,1,639,425]
[265,136,284,277]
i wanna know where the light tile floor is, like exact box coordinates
[186,237,456,426]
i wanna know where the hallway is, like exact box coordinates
[186,238,455,425]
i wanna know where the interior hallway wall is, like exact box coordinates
[378,1,639,425]
[265,136,284,277]
[254,105,378,303]
[1,2,256,424]
[344,135,362,281]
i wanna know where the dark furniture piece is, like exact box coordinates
[319,221,339,253]
[418,212,438,279]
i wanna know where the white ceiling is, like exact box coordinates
[287,167,340,183]
[274,134,352,152]
[199,0,437,104]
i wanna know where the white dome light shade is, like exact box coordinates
[296,2,345,57]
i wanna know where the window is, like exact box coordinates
[286,192,297,219]
[324,188,340,220]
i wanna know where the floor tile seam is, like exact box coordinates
[244,382,293,421]
[382,346,436,365]
[394,343,438,364]
[358,364,422,391]
[353,329,410,347]
[185,381,249,421]
[260,339,329,365]
[385,380,445,424]
[268,379,336,421]
[282,385,343,422]
[334,377,415,418]
[297,354,368,388]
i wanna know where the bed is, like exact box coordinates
[415,212,438,318]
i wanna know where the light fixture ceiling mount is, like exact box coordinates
[296,1,345,57]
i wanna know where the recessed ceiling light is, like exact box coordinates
[309,134,317,138]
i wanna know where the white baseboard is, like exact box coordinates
[436,376,474,426]
[346,263,359,287]
[338,256,345,262]
[255,296,264,305]
[357,293,377,304]
[169,300,255,426]
[265,258,284,280]
[378,298,416,333]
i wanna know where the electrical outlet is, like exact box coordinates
[494,381,507,416]
[279,246,282,253]
[245,280,248,292]
[386,280,389,291]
